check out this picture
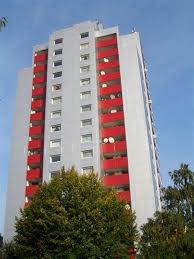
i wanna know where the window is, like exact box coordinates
[53,71,62,78]
[50,139,61,148]
[54,49,62,55]
[81,150,93,158]
[81,119,92,127]
[54,38,63,45]
[80,43,89,50]
[51,110,61,118]
[52,96,62,105]
[80,66,90,73]
[50,171,60,179]
[80,54,89,61]
[51,124,61,132]
[52,84,62,91]
[80,91,91,100]
[53,60,62,67]
[80,32,89,38]
[81,104,91,112]
[81,134,92,143]
[50,155,61,163]
[81,166,93,174]
[80,78,90,86]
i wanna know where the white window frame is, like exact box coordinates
[80,91,91,100]
[50,155,61,163]
[80,66,90,73]
[81,134,92,143]
[80,43,89,50]
[80,78,90,86]
[54,49,63,55]
[50,139,61,148]
[81,166,93,174]
[80,32,89,39]
[51,124,61,132]
[50,171,60,179]
[54,38,63,45]
[80,54,90,61]
[81,150,93,159]
[81,119,92,127]
[51,110,61,118]
[52,84,62,91]
[53,71,62,79]
[52,96,62,105]
[81,104,91,113]
[53,60,62,67]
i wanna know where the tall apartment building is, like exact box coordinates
[4,21,161,241]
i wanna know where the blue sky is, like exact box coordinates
[0,0,193,234]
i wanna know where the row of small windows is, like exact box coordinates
[50,150,93,163]
[50,166,93,180]
[54,32,89,45]
[51,109,92,122]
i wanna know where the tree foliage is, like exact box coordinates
[14,168,138,258]
[0,17,8,31]
[139,164,194,258]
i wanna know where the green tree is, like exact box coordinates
[14,168,138,258]
[0,17,8,31]
[139,164,194,259]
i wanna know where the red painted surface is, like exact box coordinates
[33,64,47,73]
[101,111,124,124]
[97,60,119,70]
[29,125,44,135]
[31,99,45,110]
[34,52,48,62]
[117,191,131,203]
[101,125,125,138]
[33,75,47,85]
[97,48,118,59]
[101,140,127,154]
[99,84,122,96]
[99,97,123,109]
[32,87,46,97]
[103,173,129,186]
[30,111,45,122]
[98,71,120,83]
[25,185,40,196]
[28,139,44,150]
[27,154,43,164]
[102,157,128,170]
[96,37,117,48]
[26,169,42,180]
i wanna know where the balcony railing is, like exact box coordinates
[29,125,44,136]
[101,140,127,154]
[99,97,123,110]
[33,75,47,85]
[97,60,119,70]
[97,48,118,59]
[98,71,120,83]
[32,87,46,98]
[100,111,124,124]
[31,99,45,110]
[117,191,131,203]
[34,52,48,63]
[101,125,125,138]
[104,173,129,187]
[26,169,42,180]
[99,84,122,96]
[27,154,43,165]
[33,64,47,73]
[96,37,117,48]
[30,111,45,122]
[28,139,44,150]
[25,185,40,197]
[102,156,128,170]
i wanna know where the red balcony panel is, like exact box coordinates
[97,48,118,59]
[104,173,129,186]
[26,169,42,180]
[32,87,46,98]
[102,157,128,170]
[117,191,131,203]
[96,37,117,48]
[30,112,45,122]
[99,71,120,83]
[97,60,119,70]
[101,140,127,154]
[31,99,45,110]
[99,97,123,110]
[33,64,47,73]
[25,185,40,197]
[99,84,122,96]
[101,125,125,138]
[27,154,43,165]
[33,75,47,85]
[34,52,48,63]
[28,139,44,150]
[29,125,44,136]
[101,111,124,124]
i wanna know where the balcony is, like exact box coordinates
[32,87,46,98]
[102,156,128,171]
[34,52,48,63]
[101,140,127,154]
[97,60,119,70]
[25,185,40,197]
[30,112,45,122]
[97,48,118,59]
[31,99,45,110]
[27,154,43,165]
[98,71,120,83]
[29,125,44,136]
[99,97,123,110]
[28,139,44,150]
[99,84,122,97]
[117,191,131,203]
[104,173,129,187]
[96,37,117,48]
[33,75,47,85]
[100,111,124,124]
[101,125,125,138]
[26,169,42,181]
[33,64,47,73]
